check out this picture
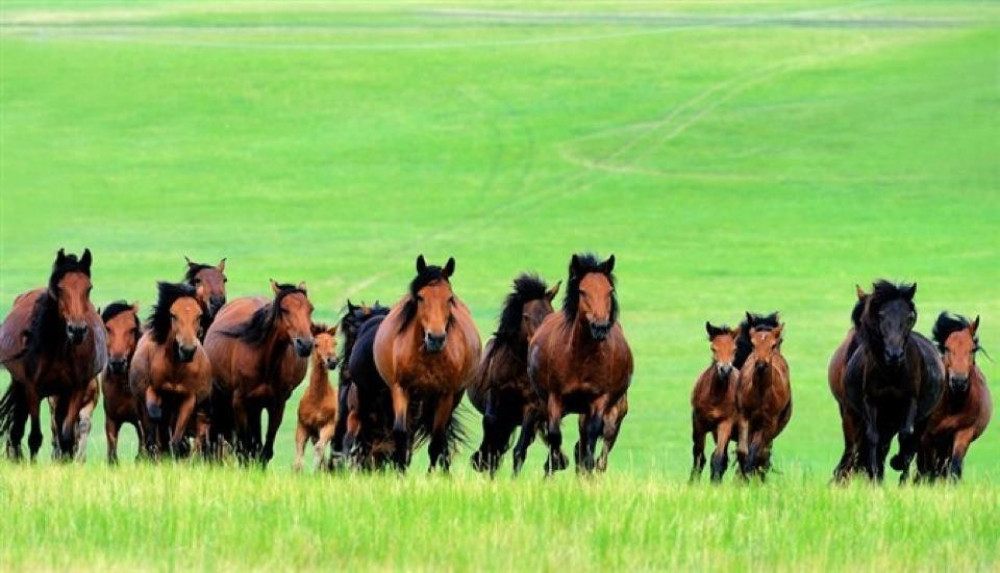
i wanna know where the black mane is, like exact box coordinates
[48,250,91,295]
[734,312,780,370]
[563,253,617,324]
[859,280,916,353]
[339,301,389,355]
[399,265,451,333]
[184,262,214,284]
[102,301,141,340]
[932,312,977,353]
[706,323,733,340]
[147,283,198,345]
[495,274,549,346]
[221,283,306,344]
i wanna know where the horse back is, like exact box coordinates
[204,296,269,392]
[911,332,945,422]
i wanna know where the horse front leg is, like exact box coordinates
[544,394,567,476]
[260,398,286,468]
[169,392,197,458]
[471,390,498,474]
[390,385,410,472]
[74,397,96,463]
[511,407,539,476]
[105,418,121,465]
[948,427,976,481]
[596,409,622,473]
[862,399,882,482]
[891,398,919,478]
[427,392,455,473]
[833,406,857,482]
[25,386,43,461]
[710,419,734,483]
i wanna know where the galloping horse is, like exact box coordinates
[294,323,340,472]
[828,286,869,481]
[205,280,314,466]
[469,274,559,476]
[0,249,106,460]
[184,256,228,335]
[736,317,791,479]
[919,313,991,480]
[100,302,143,464]
[690,322,740,482]
[130,282,212,458]
[734,312,780,371]
[843,281,944,481]
[529,253,633,475]
[373,255,481,472]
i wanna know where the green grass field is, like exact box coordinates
[1,1,998,570]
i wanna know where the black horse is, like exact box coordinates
[844,281,944,481]
[343,314,397,469]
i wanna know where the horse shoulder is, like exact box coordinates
[0,289,44,363]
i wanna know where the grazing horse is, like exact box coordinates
[468,274,559,476]
[0,249,106,460]
[330,300,389,466]
[736,316,791,479]
[100,302,143,464]
[205,280,315,466]
[294,323,340,472]
[373,255,481,472]
[828,286,869,481]
[690,322,740,482]
[529,253,633,475]
[919,313,991,481]
[843,281,944,482]
[130,282,212,458]
[184,256,228,335]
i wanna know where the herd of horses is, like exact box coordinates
[0,249,990,483]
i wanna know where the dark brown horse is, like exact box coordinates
[100,301,143,464]
[205,280,315,466]
[0,249,106,460]
[130,282,212,458]
[918,313,991,481]
[690,322,740,482]
[373,256,481,472]
[843,281,944,482]
[736,316,791,479]
[828,285,869,481]
[184,256,228,334]
[468,274,559,476]
[529,253,633,475]
[294,323,340,472]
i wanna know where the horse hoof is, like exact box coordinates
[889,454,906,471]
[470,451,488,473]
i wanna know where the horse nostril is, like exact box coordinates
[424,333,447,352]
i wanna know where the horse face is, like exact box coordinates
[311,326,340,370]
[944,317,979,394]
[878,298,915,366]
[279,290,315,358]
[522,285,558,343]
[416,281,454,353]
[189,258,227,317]
[56,271,94,345]
[708,325,740,379]
[169,298,203,363]
[578,272,615,340]
[749,324,784,373]
[105,305,140,374]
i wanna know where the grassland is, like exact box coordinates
[0,1,998,570]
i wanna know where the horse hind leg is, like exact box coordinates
[471,390,499,474]
[390,385,411,472]
[313,423,336,473]
[1,383,29,461]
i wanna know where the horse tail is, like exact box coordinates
[412,395,470,455]
[0,382,26,440]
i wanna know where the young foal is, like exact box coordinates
[468,274,559,476]
[736,317,791,479]
[690,322,740,482]
[294,324,340,472]
[920,313,991,480]
[374,256,481,472]
[205,280,315,466]
[828,286,868,481]
[529,254,633,475]
[0,249,106,461]
[100,302,143,464]
[130,283,212,458]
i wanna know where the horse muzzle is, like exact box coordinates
[293,337,314,358]
[754,361,770,374]
[209,296,226,317]
[109,357,128,375]
[717,363,734,379]
[325,357,340,370]
[884,348,905,367]
[424,333,447,353]
[589,321,611,341]
[66,323,88,344]
[949,374,970,394]
[177,344,197,363]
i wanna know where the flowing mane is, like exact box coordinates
[102,301,141,342]
[734,312,780,370]
[932,312,979,354]
[221,283,306,344]
[398,265,451,333]
[563,253,617,324]
[858,280,916,353]
[147,283,199,345]
[495,274,549,345]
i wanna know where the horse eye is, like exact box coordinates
[449,296,455,304]
[223,278,228,284]
[416,295,424,303]
[193,278,201,285]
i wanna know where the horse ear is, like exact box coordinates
[602,254,616,274]
[132,301,141,314]
[270,279,280,295]
[855,284,866,300]
[903,283,917,300]
[80,248,92,271]
[416,255,427,274]
[327,324,339,336]
[704,321,714,338]
[56,248,66,264]
[745,311,754,326]
[184,255,195,267]
[297,281,307,292]
[443,257,456,279]
[217,258,226,272]
[310,323,324,336]
[347,299,358,312]
[773,323,785,339]
[970,315,980,336]
[546,281,561,302]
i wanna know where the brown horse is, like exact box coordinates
[919,313,992,481]
[100,301,143,464]
[206,280,314,466]
[690,322,740,482]
[736,316,791,479]
[468,274,559,476]
[184,256,228,334]
[130,282,212,458]
[294,323,340,472]
[373,255,481,472]
[529,253,633,475]
[828,286,869,481]
[0,249,106,460]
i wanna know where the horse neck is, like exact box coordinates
[710,364,730,392]
[309,354,331,391]
[567,312,602,351]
